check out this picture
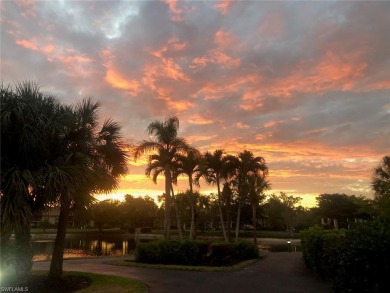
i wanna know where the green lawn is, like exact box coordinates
[74,271,147,293]
[2,271,147,293]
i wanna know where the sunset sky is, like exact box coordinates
[1,0,389,207]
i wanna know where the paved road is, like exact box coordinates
[33,252,332,293]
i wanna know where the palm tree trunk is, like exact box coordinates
[235,201,242,243]
[252,204,257,245]
[48,201,70,280]
[226,190,231,242]
[171,184,183,240]
[164,166,171,239]
[14,220,32,281]
[217,177,228,243]
[189,178,195,240]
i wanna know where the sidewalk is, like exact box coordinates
[33,252,332,293]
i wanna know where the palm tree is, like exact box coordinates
[134,117,191,239]
[1,82,69,280]
[176,149,202,239]
[248,175,270,244]
[144,149,183,239]
[48,99,128,280]
[233,150,268,242]
[372,156,390,199]
[199,150,234,243]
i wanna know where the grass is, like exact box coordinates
[106,258,259,272]
[75,271,147,293]
[1,271,147,293]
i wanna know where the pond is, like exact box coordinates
[29,234,301,261]
[31,234,157,261]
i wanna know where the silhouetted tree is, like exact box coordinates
[134,117,191,239]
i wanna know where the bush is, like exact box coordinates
[193,240,209,261]
[333,220,390,293]
[136,239,260,266]
[135,241,161,264]
[235,241,259,260]
[135,240,199,265]
[208,243,236,265]
[301,220,390,293]
[300,226,346,278]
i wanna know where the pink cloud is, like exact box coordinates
[165,0,196,22]
[214,30,236,48]
[105,68,141,95]
[214,0,235,15]
[16,39,38,50]
[188,114,214,125]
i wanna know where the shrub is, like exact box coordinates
[301,220,390,293]
[135,241,161,264]
[135,240,199,265]
[194,240,209,261]
[208,242,236,265]
[333,220,390,293]
[136,239,260,267]
[235,241,259,260]
[300,226,346,278]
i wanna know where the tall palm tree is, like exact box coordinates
[1,82,70,280]
[176,149,202,239]
[48,99,128,280]
[134,117,191,239]
[248,175,270,244]
[144,149,183,239]
[198,150,234,243]
[233,150,268,242]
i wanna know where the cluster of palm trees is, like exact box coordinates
[1,82,127,281]
[134,117,270,244]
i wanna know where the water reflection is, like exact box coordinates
[32,236,141,261]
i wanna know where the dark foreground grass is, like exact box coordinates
[1,271,147,293]
[106,258,259,272]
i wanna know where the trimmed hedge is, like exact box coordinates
[135,240,199,265]
[301,220,390,293]
[300,226,346,278]
[135,240,259,266]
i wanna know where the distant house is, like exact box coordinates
[31,207,75,228]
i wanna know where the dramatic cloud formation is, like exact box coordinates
[2,0,389,206]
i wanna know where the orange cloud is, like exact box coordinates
[150,37,187,58]
[188,114,214,125]
[214,0,235,15]
[16,39,38,50]
[165,0,195,22]
[59,54,92,64]
[214,30,236,48]
[235,122,250,129]
[264,120,285,128]
[191,49,240,70]
[186,135,217,143]
[162,58,189,81]
[363,79,390,91]
[105,68,141,95]
[167,99,194,112]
